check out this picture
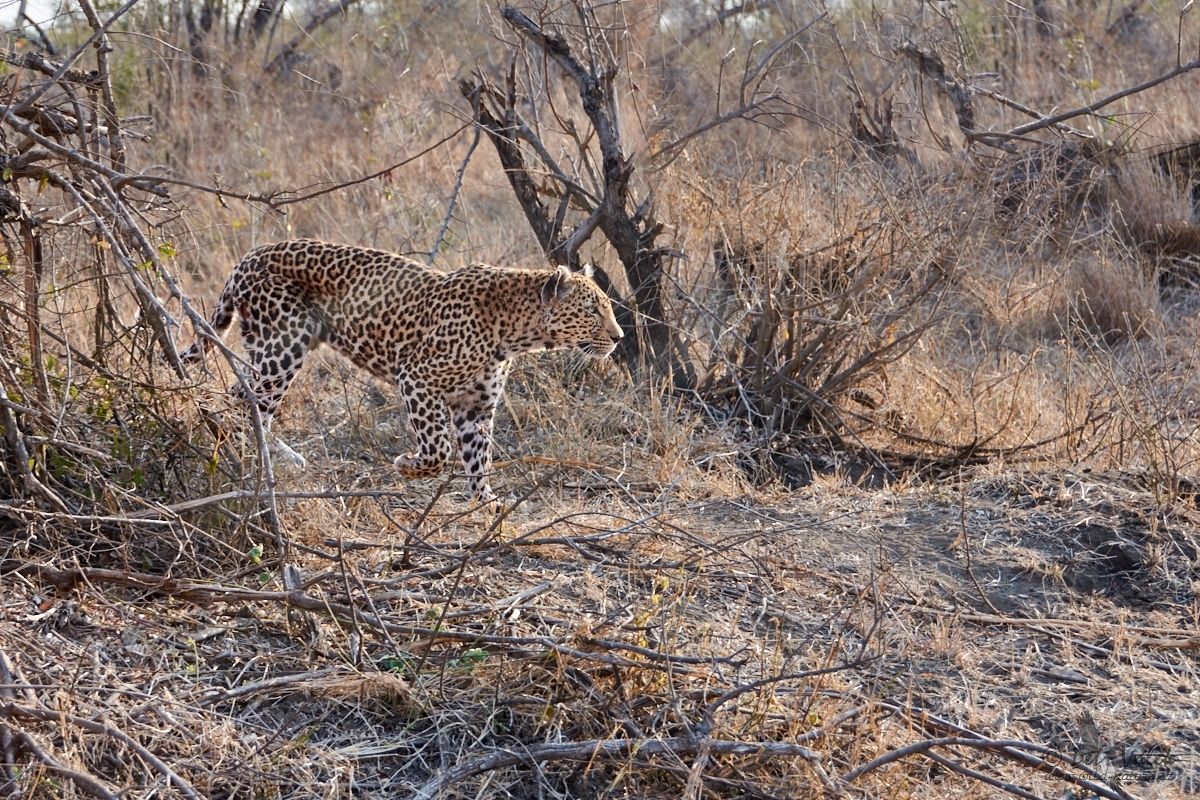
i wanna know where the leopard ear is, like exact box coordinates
[541,265,576,305]
[579,262,595,280]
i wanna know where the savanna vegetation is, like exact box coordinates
[0,0,1198,796]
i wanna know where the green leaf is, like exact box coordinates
[248,543,263,564]
[158,242,176,259]
[380,654,413,672]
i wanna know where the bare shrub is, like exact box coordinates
[664,156,956,463]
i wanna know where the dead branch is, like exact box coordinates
[983,56,1200,141]
[10,0,140,116]
[457,74,578,267]
[411,735,824,800]
[868,700,1137,800]
[76,0,128,171]
[0,50,98,85]
[200,668,341,704]
[898,42,974,136]
[497,4,686,377]
[923,751,1046,800]
[841,736,1133,800]
[970,87,1092,139]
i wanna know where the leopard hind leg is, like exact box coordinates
[235,302,321,467]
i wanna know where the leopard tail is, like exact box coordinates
[181,276,238,362]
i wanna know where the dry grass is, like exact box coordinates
[1,0,1200,797]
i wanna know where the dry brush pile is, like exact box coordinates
[0,0,1198,797]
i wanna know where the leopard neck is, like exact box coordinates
[480,267,554,359]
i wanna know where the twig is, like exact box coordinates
[650,97,780,168]
[957,476,1003,615]
[2,703,202,800]
[11,0,141,116]
[654,16,826,169]
[994,57,1200,140]
[429,89,482,264]
[740,17,825,104]
[76,0,128,170]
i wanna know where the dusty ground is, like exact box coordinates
[5,404,1197,798]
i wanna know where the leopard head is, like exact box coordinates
[540,264,623,359]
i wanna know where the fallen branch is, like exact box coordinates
[3,722,119,800]
[8,564,734,670]
[411,735,823,800]
[923,751,1045,800]
[1,703,201,800]
[869,701,1136,800]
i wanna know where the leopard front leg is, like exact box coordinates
[394,375,454,480]
[449,363,509,504]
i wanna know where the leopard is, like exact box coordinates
[182,239,623,503]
